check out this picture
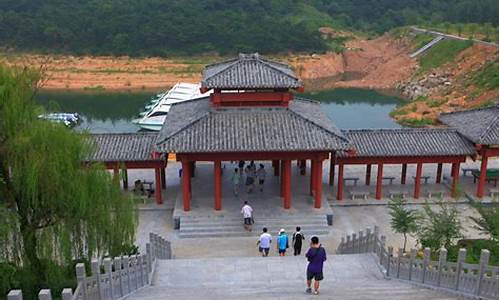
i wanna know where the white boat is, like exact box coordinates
[38,113,81,127]
[132,83,211,131]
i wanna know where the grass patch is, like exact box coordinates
[412,34,435,52]
[418,39,473,73]
[83,85,105,91]
[399,117,435,127]
[426,98,447,108]
[389,108,409,117]
[467,61,499,91]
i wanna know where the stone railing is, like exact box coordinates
[7,233,171,300]
[336,226,499,300]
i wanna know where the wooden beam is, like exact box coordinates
[310,159,315,196]
[328,155,335,186]
[176,151,330,162]
[452,162,460,198]
[154,167,163,204]
[336,155,467,165]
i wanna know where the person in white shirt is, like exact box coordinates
[257,227,272,257]
[241,201,253,231]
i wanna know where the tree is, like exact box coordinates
[0,64,137,286]
[470,204,498,242]
[416,201,463,251]
[388,198,418,252]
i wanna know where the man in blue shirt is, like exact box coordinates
[305,236,327,295]
[276,228,289,256]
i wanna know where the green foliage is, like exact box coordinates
[399,117,435,127]
[470,204,499,242]
[467,61,499,91]
[0,1,497,56]
[423,22,499,43]
[388,198,419,252]
[416,202,463,251]
[418,39,473,73]
[411,34,436,52]
[426,98,447,108]
[0,64,137,296]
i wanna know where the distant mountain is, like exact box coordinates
[0,0,497,56]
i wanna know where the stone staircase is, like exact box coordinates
[125,254,465,300]
[178,212,330,238]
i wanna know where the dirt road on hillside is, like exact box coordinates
[1,35,416,92]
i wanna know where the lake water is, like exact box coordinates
[36,88,402,133]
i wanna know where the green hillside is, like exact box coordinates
[0,0,497,56]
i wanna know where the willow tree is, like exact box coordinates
[0,65,136,279]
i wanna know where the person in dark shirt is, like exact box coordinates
[292,226,305,256]
[305,236,327,295]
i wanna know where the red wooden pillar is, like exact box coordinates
[190,161,195,178]
[310,160,316,196]
[154,167,163,204]
[284,160,292,209]
[181,160,191,211]
[214,160,222,210]
[450,163,456,177]
[336,163,344,200]
[452,162,460,198]
[375,163,383,200]
[366,164,372,186]
[280,160,285,197]
[414,163,423,199]
[160,168,166,189]
[401,164,407,184]
[273,160,279,176]
[436,163,443,184]
[329,155,335,186]
[300,160,306,176]
[477,154,489,198]
[314,159,323,208]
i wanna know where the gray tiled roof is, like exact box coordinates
[201,53,303,90]
[343,128,476,157]
[87,132,160,162]
[156,98,350,153]
[439,105,499,145]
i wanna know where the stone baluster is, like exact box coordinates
[422,248,430,284]
[379,236,386,265]
[346,235,351,254]
[358,230,364,253]
[38,289,51,300]
[104,258,114,300]
[396,248,403,278]
[114,257,124,298]
[339,237,345,253]
[365,227,372,253]
[61,289,72,300]
[455,248,466,291]
[437,248,447,287]
[123,255,131,294]
[409,249,416,281]
[386,246,393,277]
[7,290,22,300]
[351,233,357,254]
[476,249,490,296]
[91,260,102,300]
[75,263,87,300]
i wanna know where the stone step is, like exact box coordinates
[180,215,327,223]
[180,219,328,227]
[125,254,465,300]
[179,223,329,231]
[178,229,331,239]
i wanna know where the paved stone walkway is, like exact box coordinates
[126,254,465,300]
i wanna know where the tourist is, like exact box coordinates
[238,160,245,176]
[276,228,289,256]
[257,227,272,257]
[241,201,253,231]
[245,165,255,193]
[305,236,327,295]
[257,164,266,192]
[231,168,240,196]
[292,226,305,256]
